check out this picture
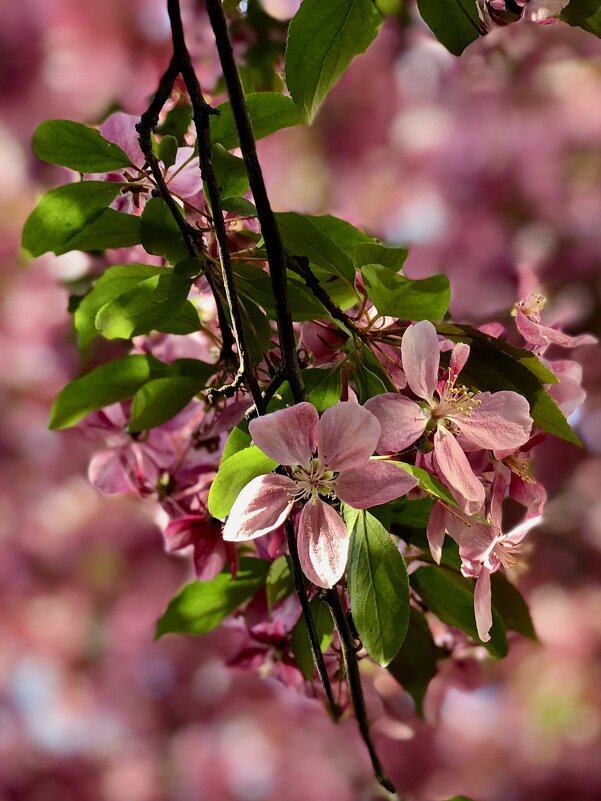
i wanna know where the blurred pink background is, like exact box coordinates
[1,1,600,799]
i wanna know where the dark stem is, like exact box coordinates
[167,0,264,413]
[323,588,398,797]
[205,0,306,404]
[136,56,235,364]
[285,519,340,721]
[288,256,361,336]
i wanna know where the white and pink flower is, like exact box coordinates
[223,402,418,588]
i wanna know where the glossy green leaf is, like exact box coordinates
[155,559,270,638]
[74,263,164,348]
[211,144,249,200]
[416,0,483,56]
[157,104,193,144]
[387,607,440,715]
[235,262,327,321]
[275,212,357,289]
[266,556,295,611]
[304,214,374,256]
[33,120,133,172]
[361,263,450,321]
[301,367,343,411]
[208,446,278,519]
[211,92,303,151]
[49,354,165,429]
[140,197,189,264]
[129,371,212,432]
[158,135,179,168]
[95,272,196,340]
[344,507,410,666]
[410,565,508,657]
[491,572,537,641]
[354,242,408,271]
[561,0,601,36]
[291,597,334,680]
[22,181,124,257]
[436,324,579,445]
[221,425,252,463]
[221,197,257,216]
[286,0,383,122]
[63,209,141,254]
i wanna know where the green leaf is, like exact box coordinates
[74,263,164,348]
[344,507,410,666]
[234,262,327,322]
[436,324,579,445]
[354,242,408,271]
[140,197,189,264]
[266,556,295,611]
[157,104,193,145]
[33,120,133,172]
[387,608,440,715]
[561,0,601,36]
[158,135,179,168]
[64,209,141,254]
[276,212,357,290]
[95,272,196,340]
[416,0,483,56]
[208,445,279,519]
[291,597,334,680]
[155,558,270,638]
[239,296,274,363]
[389,497,435,540]
[410,565,508,657]
[221,197,257,216]
[221,425,252,463]
[211,92,303,151]
[285,0,383,122]
[361,263,450,321]
[305,214,374,257]
[491,572,537,641]
[211,144,249,200]
[49,354,165,429]
[129,373,211,431]
[301,367,342,411]
[22,181,124,257]
[389,462,458,507]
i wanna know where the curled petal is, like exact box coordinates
[426,503,447,564]
[164,515,200,552]
[317,402,380,471]
[365,394,428,453]
[454,391,532,450]
[297,499,349,588]
[100,112,142,166]
[223,474,295,542]
[516,308,597,349]
[474,568,493,643]
[449,342,470,377]
[335,460,418,509]
[401,320,440,403]
[433,427,485,508]
[249,402,318,466]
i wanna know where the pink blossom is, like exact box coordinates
[365,320,532,510]
[515,293,598,351]
[223,402,417,588]
[164,515,237,581]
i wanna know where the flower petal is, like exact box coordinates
[335,460,418,509]
[100,112,142,166]
[223,474,295,541]
[249,402,318,466]
[296,499,349,588]
[516,308,597,349]
[455,391,532,450]
[426,503,447,564]
[317,402,380,470]
[433,427,485,508]
[449,342,470,377]
[474,568,493,643]
[401,320,440,403]
[365,394,428,453]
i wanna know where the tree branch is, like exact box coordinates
[205,0,306,404]
[167,0,264,413]
[323,588,398,797]
[288,255,361,335]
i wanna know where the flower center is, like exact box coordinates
[290,457,337,502]
[431,376,480,421]
[492,538,520,570]
[516,292,546,320]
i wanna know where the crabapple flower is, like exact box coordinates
[515,293,598,351]
[164,515,237,581]
[223,402,417,588]
[365,320,532,510]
